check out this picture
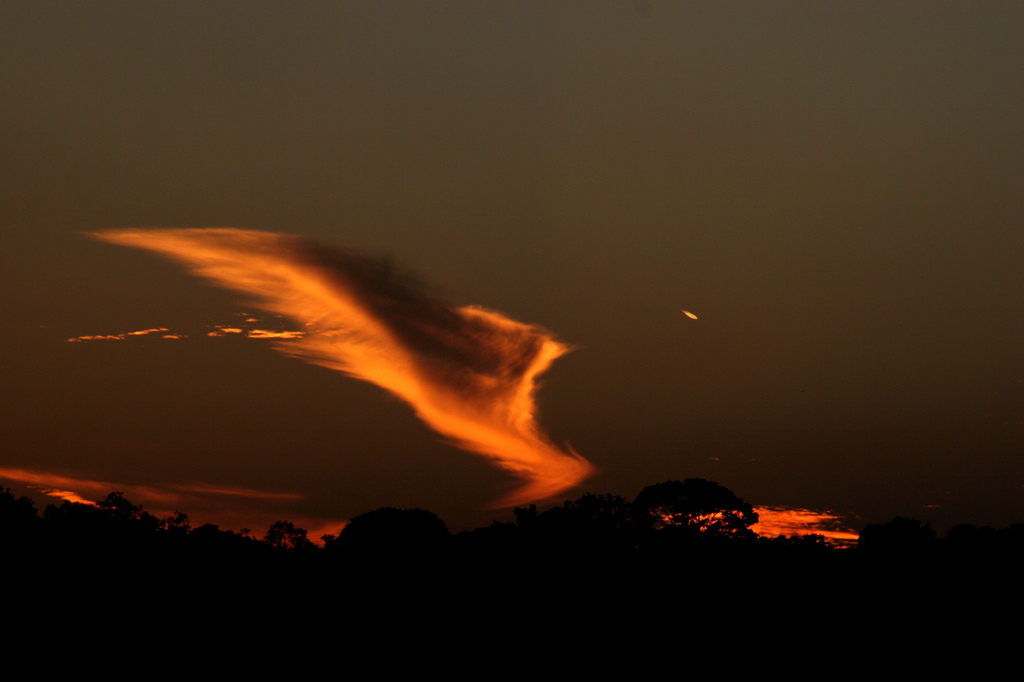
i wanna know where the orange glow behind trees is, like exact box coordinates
[93,228,594,506]
[753,505,859,544]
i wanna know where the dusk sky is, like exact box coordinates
[3,1,1021,538]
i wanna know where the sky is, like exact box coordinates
[2,1,1021,538]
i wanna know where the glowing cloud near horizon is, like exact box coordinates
[92,228,593,506]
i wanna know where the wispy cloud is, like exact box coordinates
[245,329,304,339]
[0,467,340,538]
[39,489,97,506]
[93,228,593,506]
[67,328,173,342]
[68,320,303,341]
[173,482,304,501]
[68,334,126,342]
[753,505,859,544]
[126,328,170,336]
[0,467,116,502]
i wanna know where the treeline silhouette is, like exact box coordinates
[5,479,1021,616]
[6,479,1023,566]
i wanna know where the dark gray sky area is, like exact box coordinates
[2,1,1021,535]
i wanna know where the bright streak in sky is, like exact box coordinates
[93,228,594,507]
[681,310,698,320]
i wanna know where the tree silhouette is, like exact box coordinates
[159,511,192,536]
[95,491,159,530]
[506,492,637,568]
[0,487,38,527]
[0,487,39,548]
[859,516,936,553]
[560,493,632,530]
[325,507,449,558]
[264,520,315,552]
[514,493,632,539]
[631,479,758,539]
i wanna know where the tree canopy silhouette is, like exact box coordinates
[631,479,759,539]
[264,520,316,552]
[325,507,450,557]
[858,516,936,553]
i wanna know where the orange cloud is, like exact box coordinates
[753,505,859,544]
[67,327,174,342]
[67,334,125,342]
[173,482,304,501]
[71,320,302,341]
[126,328,170,336]
[0,467,342,541]
[40,489,97,506]
[246,329,305,339]
[0,467,117,499]
[94,228,594,506]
